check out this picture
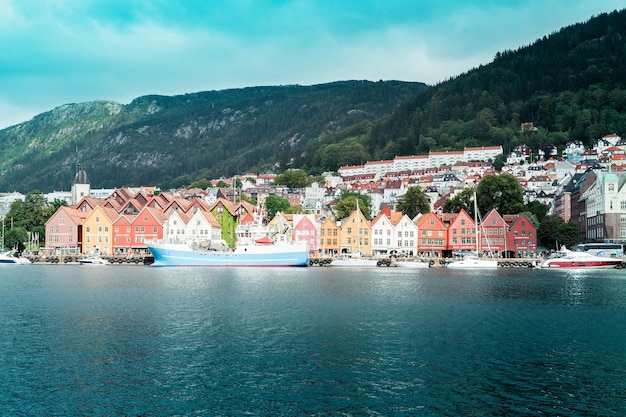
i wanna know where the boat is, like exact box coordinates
[446,252,498,269]
[329,252,380,267]
[446,193,498,269]
[538,246,624,269]
[147,237,309,267]
[0,250,31,265]
[79,256,110,265]
[147,210,309,267]
[393,258,431,268]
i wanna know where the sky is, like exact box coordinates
[0,0,623,129]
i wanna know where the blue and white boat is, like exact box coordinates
[147,215,309,267]
[147,238,309,267]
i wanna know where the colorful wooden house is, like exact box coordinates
[292,214,319,254]
[319,217,340,257]
[112,214,134,255]
[446,209,477,254]
[130,207,166,254]
[505,213,537,257]
[82,206,117,255]
[480,209,508,257]
[338,206,372,256]
[44,206,88,255]
[416,212,447,257]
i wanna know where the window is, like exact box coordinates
[144,217,148,222]
[59,217,65,223]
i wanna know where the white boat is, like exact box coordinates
[148,211,309,267]
[446,192,498,269]
[393,258,431,268]
[446,253,498,269]
[0,250,31,265]
[538,246,623,269]
[147,237,309,267]
[329,254,379,267]
[79,256,110,265]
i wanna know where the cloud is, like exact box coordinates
[0,0,624,128]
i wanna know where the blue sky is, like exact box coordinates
[0,0,623,129]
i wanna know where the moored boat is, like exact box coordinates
[79,256,110,265]
[446,254,498,269]
[147,237,309,267]
[393,258,431,268]
[329,255,379,267]
[0,250,31,265]
[538,246,623,269]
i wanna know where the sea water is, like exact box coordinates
[0,265,625,416]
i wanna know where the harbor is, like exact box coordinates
[1,265,625,416]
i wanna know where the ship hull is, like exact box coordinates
[147,243,309,267]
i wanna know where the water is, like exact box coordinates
[1,265,625,416]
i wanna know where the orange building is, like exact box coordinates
[416,212,448,257]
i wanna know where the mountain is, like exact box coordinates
[2,8,626,193]
[325,8,626,167]
[0,81,427,192]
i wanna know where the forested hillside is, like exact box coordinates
[0,81,426,192]
[298,9,626,173]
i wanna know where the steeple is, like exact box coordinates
[71,165,91,205]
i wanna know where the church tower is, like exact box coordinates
[71,166,91,205]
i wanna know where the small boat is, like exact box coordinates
[446,253,498,269]
[538,246,623,269]
[329,255,379,267]
[79,256,110,265]
[446,192,498,269]
[0,250,31,265]
[393,258,431,268]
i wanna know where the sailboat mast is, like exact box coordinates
[474,192,480,253]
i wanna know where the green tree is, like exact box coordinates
[188,178,211,189]
[4,226,28,252]
[5,191,55,245]
[538,215,581,250]
[443,188,476,217]
[274,169,311,189]
[524,200,549,225]
[333,191,371,220]
[476,174,524,216]
[396,186,430,219]
[492,153,506,171]
[265,195,291,220]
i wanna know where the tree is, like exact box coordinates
[524,200,549,225]
[274,169,311,189]
[188,178,211,189]
[538,215,581,250]
[476,174,524,215]
[4,226,27,252]
[493,153,506,171]
[265,195,291,220]
[396,186,430,219]
[333,191,371,220]
[5,191,55,246]
[443,188,476,217]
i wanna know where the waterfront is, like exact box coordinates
[1,265,625,416]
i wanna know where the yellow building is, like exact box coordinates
[319,217,340,257]
[82,206,117,255]
[339,207,372,256]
